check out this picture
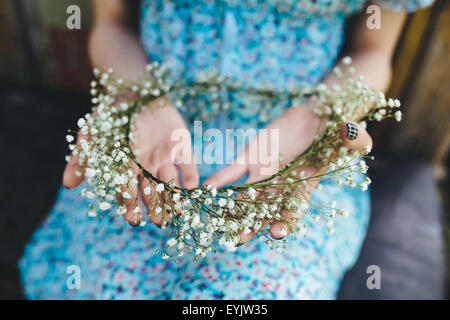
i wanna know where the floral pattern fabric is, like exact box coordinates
[20,0,433,299]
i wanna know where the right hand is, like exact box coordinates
[63,97,199,226]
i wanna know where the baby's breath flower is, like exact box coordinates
[218,198,227,207]
[117,206,127,216]
[191,189,202,199]
[84,168,96,178]
[77,118,86,128]
[167,238,177,247]
[363,145,372,155]
[248,188,256,201]
[144,186,152,195]
[99,202,112,211]
[173,193,181,201]
[342,56,352,65]
[87,209,97,217]
[338,208,349,218]
[122,192,132,199]
[155,183,164,193]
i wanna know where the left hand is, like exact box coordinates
[203,106,372,244]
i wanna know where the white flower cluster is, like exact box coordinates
[65,58,401,262]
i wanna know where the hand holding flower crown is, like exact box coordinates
[63,94,199,227]
[204,104,373,244]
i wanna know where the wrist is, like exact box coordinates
[288,103,319,122]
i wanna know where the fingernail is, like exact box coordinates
[270,223,288,240]
[272,232,286,240]
[129,219,141,227]
[346,122,358,141]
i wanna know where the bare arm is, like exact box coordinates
[204,7,406,241]
[327,8,407,92]
[88,0,149,81]
[63,0,199,227]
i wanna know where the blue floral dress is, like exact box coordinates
[19,0,433,299]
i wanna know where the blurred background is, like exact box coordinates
[0,0,448,299]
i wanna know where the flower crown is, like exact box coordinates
[66,57,402,262]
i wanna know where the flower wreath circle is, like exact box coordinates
[66,57,402,262]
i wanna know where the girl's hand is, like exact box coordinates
[203,106,372,244]
[63,97,199,226]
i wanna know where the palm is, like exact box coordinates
[63,97,199,227]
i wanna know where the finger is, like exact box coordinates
[270,208,303,239]
[341,122,373,152]
[268,166,317,240]
[171,138,199,189]
[139,177,167,227]
[117,179,143,226]
[203,162,248,188]
[235,171,275,245]
[238,218,272,245]
[158,164,180,187]
[62,136,86,188]
[63,153,84,188]
[178,162,199,189]
[236,172,272,245]
[157,164,181,220]
[139,158,171,226]
[139,153,160,181]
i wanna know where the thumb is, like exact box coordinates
[340,122,373,152]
